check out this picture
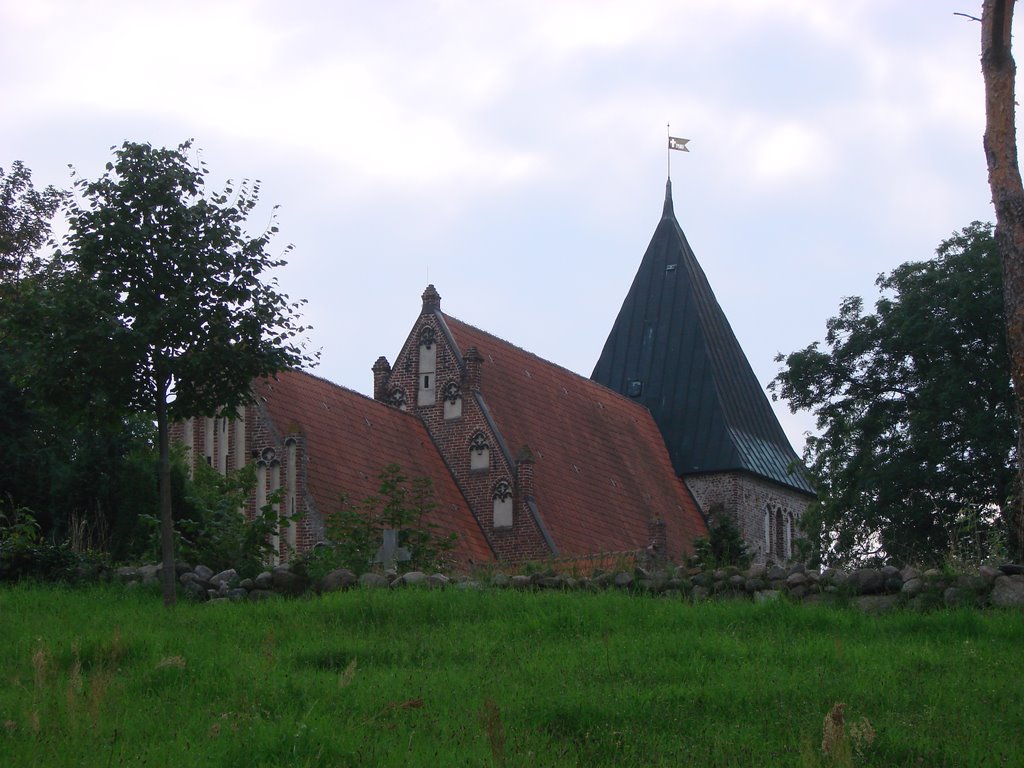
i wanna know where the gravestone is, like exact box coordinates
[373,529,411,571]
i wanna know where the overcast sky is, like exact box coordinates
[1,1,1014,452]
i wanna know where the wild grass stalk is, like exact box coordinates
[0,584,1021,766]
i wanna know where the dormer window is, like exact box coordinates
[492,480,513,528]
[470,431,489,471]
[417,326,437,406]
[443,381,462,420]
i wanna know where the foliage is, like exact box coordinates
[772,222,1016,566]
[0,160,65,304]
[137,456,292,577]
[0,507,107,583]
[302,464,457,578]
[2,586,1023,766]
[162,459,291,578]
[22,140,316,604]
[691,509,751,569]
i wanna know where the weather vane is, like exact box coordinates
[667,122,690,179]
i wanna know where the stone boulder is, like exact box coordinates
[319,568,357,593]
[848,568,885,595]
[271,565,307,595]
[991,575,1024,607]
[209,569,239,588]
[359,572,390,589]
[855,594,899,614]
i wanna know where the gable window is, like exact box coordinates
[417,326,437,406]
[470,431,489,471]
[443,381,462,420]
[492,480,513,529]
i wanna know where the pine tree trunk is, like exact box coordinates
[156,380,177,606]
[983,0,1024,559]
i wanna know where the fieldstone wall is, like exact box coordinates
[110,560,1024,611]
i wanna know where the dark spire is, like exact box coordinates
[592,185,813,495]
[662,178,674,219]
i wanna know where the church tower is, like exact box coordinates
[591,179,814,563]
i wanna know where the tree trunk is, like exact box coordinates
[156,380,177,606]
[983,0,1024,560]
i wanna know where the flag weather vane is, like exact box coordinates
[666,122,690,179]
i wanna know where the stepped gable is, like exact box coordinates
[591,180,813,495]
[441,315,707,559]
[253,370,493,564]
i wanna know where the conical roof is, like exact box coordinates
[591,180,813,495]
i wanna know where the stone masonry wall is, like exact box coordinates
[685,471,812,565]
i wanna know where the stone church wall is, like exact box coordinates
[685,471,812,565]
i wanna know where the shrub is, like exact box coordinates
[299,464,456,579]
[692,510,751,570]
[141,460,292,578]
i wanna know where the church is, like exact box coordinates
[174,179,813,568]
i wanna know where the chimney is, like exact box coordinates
[372,356,392,402]
[463,346,484,391]
[516,444,535,499]
[421,284,441,315]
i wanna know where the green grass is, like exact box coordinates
[1,584,1022,767]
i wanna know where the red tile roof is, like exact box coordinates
[442,315,708,560]
[254,370,493,565]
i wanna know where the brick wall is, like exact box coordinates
[380,304,548,563]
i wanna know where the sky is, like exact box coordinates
[1,0,1015,453]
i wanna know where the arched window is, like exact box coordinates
[783,512,793,560]
[443,381,462,420]
[493,480,513,528]
[764,506,772,555]
[470,431,489,471]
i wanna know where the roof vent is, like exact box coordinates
[666,264,677,272]
[627,380,643,397]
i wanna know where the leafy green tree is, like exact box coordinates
[771,222,1016,565]
[31,141,315,605]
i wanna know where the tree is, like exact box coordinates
[0,162,68,530]
[34,141,315,605]
[982,0,1024,559]
[0,161,65,298]
[771,223,1016,565]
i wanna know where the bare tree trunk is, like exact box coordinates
[983,0,1024,559]
[156,379,177,606]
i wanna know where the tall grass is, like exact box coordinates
[1,584,1021,766]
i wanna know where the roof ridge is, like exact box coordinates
[263,368,426,424]
[441,312,661,413]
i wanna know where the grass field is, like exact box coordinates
[1,584,1022,767]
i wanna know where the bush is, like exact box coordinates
[0,505,107,582]
[141,460,292,578]
[299,464,456,579]
[692,511,751,570]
